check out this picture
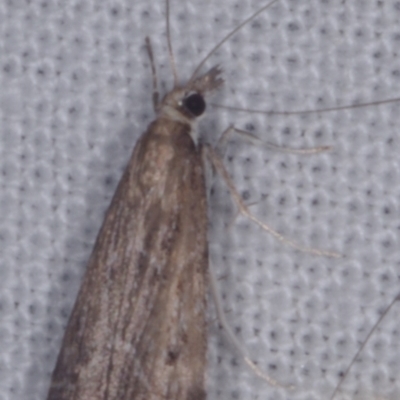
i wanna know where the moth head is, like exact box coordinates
[160,66,223,124]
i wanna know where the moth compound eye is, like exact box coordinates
[183,93,206,117]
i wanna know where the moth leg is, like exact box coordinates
[208,257,294,389]
[145,37,160,112]
[217,125,331,155]
[215,125,235,157]
[214,125,330,232]
[329,292,400,400]
[203,145,340,258]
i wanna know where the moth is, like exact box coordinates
[46,82,212,400]
[44,0,400,399]
[45,28,216,400]
[45,0,282,398]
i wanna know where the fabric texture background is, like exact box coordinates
[1,1,400,399]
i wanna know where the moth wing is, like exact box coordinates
[47,119,209,400]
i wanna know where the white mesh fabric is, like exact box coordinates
[1,1,400,400]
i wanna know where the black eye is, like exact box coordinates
[182,93,206,117]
